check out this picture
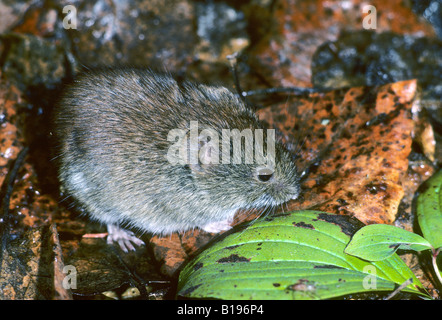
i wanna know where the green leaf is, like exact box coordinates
[178,211,427,300]
[344,224,433,261]
[417,169,442,249]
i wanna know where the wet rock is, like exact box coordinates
[63,0,198,72]
[11,4,60,38]
[311,30,442,101]
[0,33,72,91]
[412,0,442,39]
[0,0,34,33]
[244,0,437,90]
[195,0,249,63]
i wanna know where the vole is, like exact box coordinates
[54,68,300,251]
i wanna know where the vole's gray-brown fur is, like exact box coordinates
[54,68,300,251]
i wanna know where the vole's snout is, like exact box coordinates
[278,179,301,202]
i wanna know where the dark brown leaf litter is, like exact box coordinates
[64,236,171,299]
[0,224,71,299]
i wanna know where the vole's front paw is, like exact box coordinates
[107,224,145,252]
[201,220,232,233]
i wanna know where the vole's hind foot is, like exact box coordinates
[107,224,145,252]
[201,220,232,233]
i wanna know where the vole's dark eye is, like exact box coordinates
[257,168,274,182]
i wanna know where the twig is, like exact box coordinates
[0,147,29,217]
[383,278,413,300]
[242,86,329,97]
[226,52,250,106]
[0,146,29,268]
[226,52,335,112]
[432,248,442,287]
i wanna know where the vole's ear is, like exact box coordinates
[198,85,231,98]
[196,85,243,109]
